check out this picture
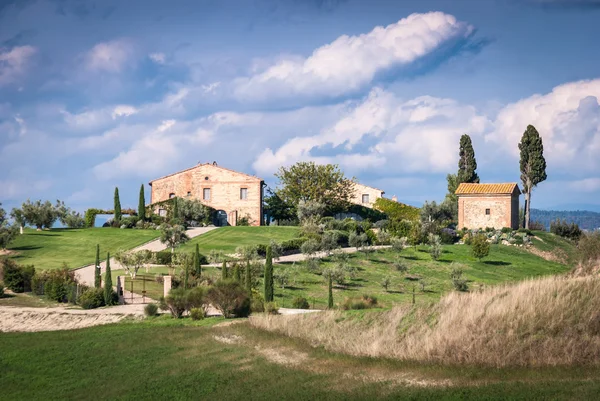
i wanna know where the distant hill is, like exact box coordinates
[531,209,600,231]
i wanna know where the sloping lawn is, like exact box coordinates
[7,228,161,270]
[178,226,300,254]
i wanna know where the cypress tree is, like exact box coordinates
[138,184,146,222]
[104,253,113,305]
[519,125,547,229]
[221,261,228,280]
[327,275,333,309]
[264,245,274,302]
[114,187,122,222]
[233,264,241,282]
[457,134,480,184]
[94,244,101,289]
[184,261,189,290]
[245,260,252,292]
[194,244,202,276]
[172,197,179,221]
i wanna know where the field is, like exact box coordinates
[1,317,600,400]
[178,226,300,254]
[6,228,161,270]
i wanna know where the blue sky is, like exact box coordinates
[2,0,600,213]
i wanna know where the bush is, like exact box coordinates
[471,234,490,261]
[300,238,320,256]
[154,250,173,265]
[40,268,78,302]
[159,287,205,318]
[340,295,377,311]
[78,287,105,309]
[280,238,308,253]
[529,220,545,231]
[205,280,251,318]
[325,230,349,247]
[291,296,310,309]
[0,281,4,297]
[440,228,458,244]
[365,230,377,245]
[450,266,468,291]
[517,228,533,236]
[501,227,513,234]
[550,219,582,241]
[429,234,442,261]
[1,260,35,293]
[578,232,600,266]
[190,307,205,320]
[361,294,378,307]
[251,290,265,313]
[265,302,279,315]
[144,303,159,317]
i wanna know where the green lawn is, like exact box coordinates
[6,228,161,270]
[1,318,599,400]
[178,226,300,254]
[120,244,570,308]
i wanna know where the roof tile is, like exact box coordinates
[455,183,520,195]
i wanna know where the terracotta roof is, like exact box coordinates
[149,163,263,184]
[455,183,520,195]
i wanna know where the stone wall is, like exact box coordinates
[150,164,263,226]
[458,194,519,230]
[351,183,384,209]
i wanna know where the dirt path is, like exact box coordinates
[75,227,218,286]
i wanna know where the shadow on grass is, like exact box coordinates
[403,256,419,261]
[9,245,42,251]
[484,260,512,266]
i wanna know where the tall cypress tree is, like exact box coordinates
[104,253,113,305]
[114,187,122,222]
[233,263,241,282]
[457,134,480,184]
[519,125,547,229]
[264,245,274,302]
[171,197,179,221]
[94,244,101,289]
[327,275,334,309]
[245,260,252,292]
[221,261,228,280]
[138,184,146,222]
[194,244,201,276]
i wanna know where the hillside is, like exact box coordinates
[531,208,600,231]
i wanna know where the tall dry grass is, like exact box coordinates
[250,276,600,367]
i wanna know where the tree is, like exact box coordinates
[275,161,355,214]
[115,250,151,279]
[16,199,62,229]
[221,261,228,280]
[264,245,274,302]
[94,244,101,289]
[263,187,294,225]
[233,263,241,282]
[159,224,189,253]
[519,125,547,229]
[138,184,146,222]
[0,223,18,250]
[114,187,122,222]
[457,134,480,184]
[328,274,334,309]
[429,234,442,261]
[245,260,252,292]
[381,276,392,292]
[0,203,5,225]
[9,207,25,234]
[104,253,113,305]
[194,243,202,276]
[471,234,490,261]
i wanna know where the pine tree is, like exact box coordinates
[194,243,201,276]
[245,260,252,292]
[94,244,101,289]
[264,245,274,302]
[233,264,241,282]
[104,253,113,305]
[114,187,122,222]
[138,184,146,222]
[327,275,334,309]
[221,261,228,280]
[457,134,480,184]
[519,125,547,229]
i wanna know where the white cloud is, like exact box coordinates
[112,105,138,119]
[568,178,600,193]
[234,12,473,101]
[148,52,166,64]
[487,79,600,172]
[84,39,135,72]
[0,45,37,86]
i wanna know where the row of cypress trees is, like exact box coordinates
[112,184,147,223]
[93,243,116,305]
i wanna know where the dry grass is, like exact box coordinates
[250,275,600,367]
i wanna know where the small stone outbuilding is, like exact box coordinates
[351,183,384,209]
[455,183,521,230]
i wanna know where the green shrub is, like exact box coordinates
[159,288,188,318]
[144,303,159,317]
[279,237,308,253]
[291,296,309,309]
[0,281,4,297]
[365,229,377,245]
[41,267,77,303]
[154,251,173,265]
[517,228,533,236]
[341,298,368,310]
[1,259,35,293]
[501,227,513,234]
[190,307,205,320]
[251,289,265,313]
[450,267,468,291]
[265,302,279,315]
[471,234,490,261]
[205,280,251,318]
[361,294,378,307]
[550,219,582,241]
[78,288,105,309]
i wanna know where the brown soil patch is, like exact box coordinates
[254,345,310,366]
[0,249,16,256]
[213,319,247,328]
[213,334,244,344]
[526,244,567,264]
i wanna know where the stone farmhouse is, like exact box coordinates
[351,183,385,209]
[455,183,521,230]
[149,162,264,226]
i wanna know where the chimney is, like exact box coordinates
[392,195,398,202]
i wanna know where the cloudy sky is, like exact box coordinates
[2,0,600,213]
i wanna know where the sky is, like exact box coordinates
[2,0,600,214]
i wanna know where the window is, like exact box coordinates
[158,208,167,217]
[362,194,369,204]
[187,191,191,197]
[240,188,248,200]
[204,176,209,180]
[169,193,175,199]
[203,188,211,200]
[485,208,491,215]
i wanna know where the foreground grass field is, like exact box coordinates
[1,317,599,400]
[6,228,161,270]
[178,226,300,254]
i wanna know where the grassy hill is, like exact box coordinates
[178,226,300,254]
[5,228,161,270]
